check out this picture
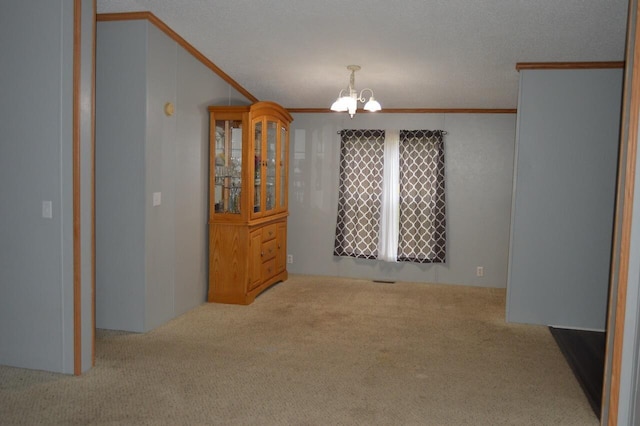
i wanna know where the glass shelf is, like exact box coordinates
[213,119,243,215]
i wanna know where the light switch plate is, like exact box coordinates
[42,201,52,219]
[153,192,161,206]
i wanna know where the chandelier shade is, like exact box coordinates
[364,96,381,112]
[330,65,381,118]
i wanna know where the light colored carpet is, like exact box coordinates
[0,275,598,425]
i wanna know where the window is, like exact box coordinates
[333,129,446,263]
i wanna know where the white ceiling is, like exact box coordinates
[97,0,629,110]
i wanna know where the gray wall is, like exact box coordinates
[96,19,250,332]
[144,22,177,331]
[288,113,516,287]
[174,47,238,315]
[96,21,148,332]
[0,0,94,374]
[507,68,622,330]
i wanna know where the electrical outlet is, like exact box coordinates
[287,254,293,264]
[476,266,484,277]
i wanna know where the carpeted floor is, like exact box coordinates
[0,275,598,425]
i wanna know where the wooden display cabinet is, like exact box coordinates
[208,102,292,304]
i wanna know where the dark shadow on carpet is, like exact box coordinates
[549,327,605,419]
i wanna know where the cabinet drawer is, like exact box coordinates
[262,259,276,279]
[262,224,277,241]
[262,239,277,261]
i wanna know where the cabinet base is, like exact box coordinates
[208,271,288,305]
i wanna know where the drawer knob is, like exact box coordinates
[261,251,264,257]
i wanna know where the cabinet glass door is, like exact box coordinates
[213,119,242,215]
[266,120,277,212]
[279,126,287,210]
[253,121,262,215]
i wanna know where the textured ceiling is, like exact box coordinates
[97,0,629,109]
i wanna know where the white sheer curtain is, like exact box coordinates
[377,129,400,262]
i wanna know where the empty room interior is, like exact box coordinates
[4,0,640,424]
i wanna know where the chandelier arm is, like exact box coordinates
[358,88,375,103]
